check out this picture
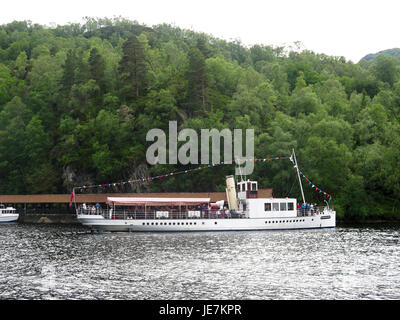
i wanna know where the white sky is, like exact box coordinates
[1,0,399,62]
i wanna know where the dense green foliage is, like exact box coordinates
[1,18,400,220]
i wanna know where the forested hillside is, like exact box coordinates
[1,18,400,220]
[361,48,400,62]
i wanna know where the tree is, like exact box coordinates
[186,47,207,116]
[118,35,148,102]
[373,55,399,87]
[314,79,348,116]
[61,49,76,94]
[289,87,321,116]
[88,47,106,94]
[0,97,31,193]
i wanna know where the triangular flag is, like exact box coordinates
[69,191,75,208]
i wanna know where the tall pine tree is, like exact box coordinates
[118,35,147,104]
[186,47,206,116]
[61,49,76,95]
[89,47,106,94]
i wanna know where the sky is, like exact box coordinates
[1,0,399,63]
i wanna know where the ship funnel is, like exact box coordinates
[225,175,238,211]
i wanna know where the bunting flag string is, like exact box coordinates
[74,156,289,192]
[289,157,332,201]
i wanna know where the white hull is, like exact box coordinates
[77,212,335,232]
[0,214,19,223]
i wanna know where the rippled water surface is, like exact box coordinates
[0,223,399,299]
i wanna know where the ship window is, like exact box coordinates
[288,203,294,211]
[280,203,287,211]
[273,203,279,211]
[264,203,271,211]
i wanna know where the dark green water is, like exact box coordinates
[0,223,399,299]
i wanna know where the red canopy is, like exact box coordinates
[106,197,210,206]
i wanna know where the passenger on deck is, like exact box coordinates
[225,207,230,218]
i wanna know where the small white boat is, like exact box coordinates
[76,150,336,232]
[0,204,19,223]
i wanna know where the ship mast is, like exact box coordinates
[236,157,244,182]
[292,149,306,205]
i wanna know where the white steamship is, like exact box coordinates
[76,150,336,232]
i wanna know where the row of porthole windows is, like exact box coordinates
[265,219,313,224]
[142,221,198,226]
[141,219,314,226]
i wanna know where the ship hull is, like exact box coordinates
[0,214,19,223]
[77,213,336,232]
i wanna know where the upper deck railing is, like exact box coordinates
[77,205,331,220]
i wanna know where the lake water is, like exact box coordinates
[0,223,399,300]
